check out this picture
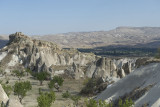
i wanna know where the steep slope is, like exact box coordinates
[96,63,160,107]
[33,27,160,48]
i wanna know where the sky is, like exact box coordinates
[0,0,160,35]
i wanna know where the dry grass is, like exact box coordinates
[0,73,86,107]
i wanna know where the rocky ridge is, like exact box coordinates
[0,32,138,81]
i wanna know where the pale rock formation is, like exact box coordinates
[96,63,160,107]
[0,32,137,81]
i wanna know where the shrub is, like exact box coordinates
[80,78,103,95]
[48,76,64,91]
[37,91,55,107]
[62,90,71,98]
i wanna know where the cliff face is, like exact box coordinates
[0,32,136,81]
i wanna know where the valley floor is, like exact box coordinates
[0,74,86,107]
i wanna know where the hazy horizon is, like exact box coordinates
[1,26,160,36]
[0,0,160,35]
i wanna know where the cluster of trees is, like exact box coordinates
[1,68,65,106]
[1,68,134,107]
[36,75,64,107]
[0,69,32,104]
[80,78,103,96]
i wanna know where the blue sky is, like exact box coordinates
[0,0,160,35]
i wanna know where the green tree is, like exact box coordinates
[2,84,12,96]
[36,72,49,85]
[37,91,55,107]
[13,81,32,103]
[12,70,25,81]
[48,76,64,91]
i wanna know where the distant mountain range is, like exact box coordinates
[33,27,160,48]
[1,27,160,49]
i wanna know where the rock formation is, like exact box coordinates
[0,32,137,81]
[96,63,160,107]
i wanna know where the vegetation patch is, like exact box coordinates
[80,78,107,96]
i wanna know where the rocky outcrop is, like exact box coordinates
[96,63,160,107]
[0,32,137,81]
